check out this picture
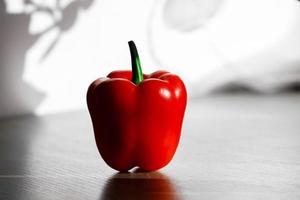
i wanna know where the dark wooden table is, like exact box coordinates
[1,94,300,200]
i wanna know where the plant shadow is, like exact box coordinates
[0,0,94,118]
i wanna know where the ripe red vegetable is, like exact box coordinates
[87,41,187,171]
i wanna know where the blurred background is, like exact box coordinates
[1,0,300,118]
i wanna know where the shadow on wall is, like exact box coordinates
[0,0,94,118]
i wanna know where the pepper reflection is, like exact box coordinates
[100,171,181,200]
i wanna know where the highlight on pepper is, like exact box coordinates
[87,41,187,171]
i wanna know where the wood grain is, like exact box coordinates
[0,94,300,199]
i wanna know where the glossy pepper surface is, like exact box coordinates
[87,41,187,171]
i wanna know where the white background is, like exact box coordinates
[0,0,300,118]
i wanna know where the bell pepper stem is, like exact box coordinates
[128,41,143,84]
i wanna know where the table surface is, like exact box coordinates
[0,94,300,200]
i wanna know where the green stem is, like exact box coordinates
[128,41,143,84]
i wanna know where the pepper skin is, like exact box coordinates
[87,41,187,171]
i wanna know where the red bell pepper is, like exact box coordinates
[87,41,187,171]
